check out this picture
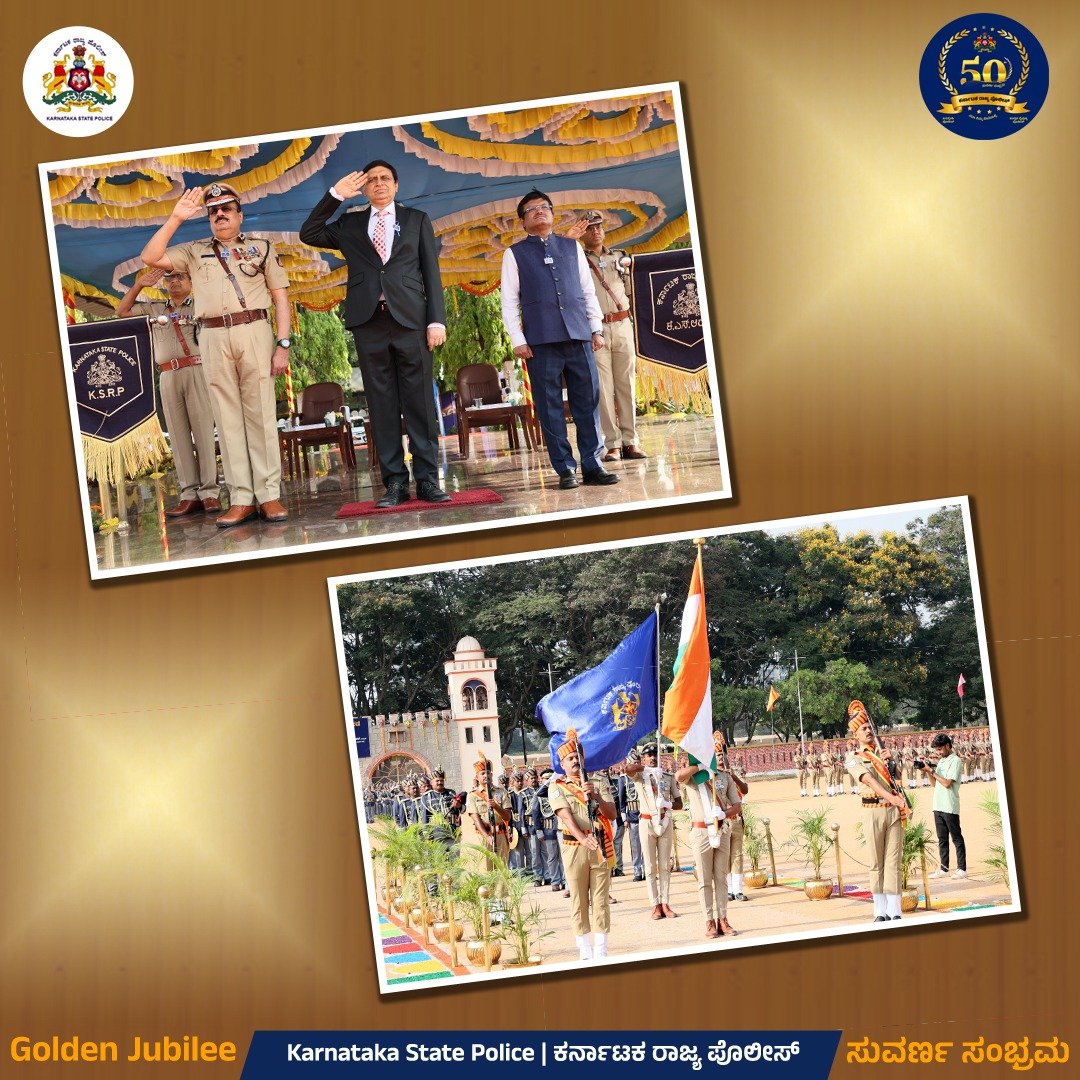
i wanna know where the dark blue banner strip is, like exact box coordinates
[241,1030,840,1078]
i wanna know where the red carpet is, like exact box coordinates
[336,488,503,519]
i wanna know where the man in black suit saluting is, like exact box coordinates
[301,161,450,507]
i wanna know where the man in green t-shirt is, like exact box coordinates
[922,733,967,879]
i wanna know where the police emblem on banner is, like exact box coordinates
[630,249,707,371]
[604,684,642,732]
[69,316,168,485]
[919,14,1049,139]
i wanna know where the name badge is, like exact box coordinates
[543,256,554,265]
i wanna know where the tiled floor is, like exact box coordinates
[91,414,727,573]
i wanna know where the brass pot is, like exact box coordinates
[502,954,542,968]
[803,878,834,901]
[901,887,920,913]
[390,894,407,914]
[432,921,464,944]
[745,868,769,889]
[409,906,424,925]
[465,940,502,966]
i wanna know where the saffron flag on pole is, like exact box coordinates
[957,673,966,698]
[766,686,780,712]
[537,614,659,774]
[662,546,717,775]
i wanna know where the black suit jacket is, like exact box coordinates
[300,192,445,331]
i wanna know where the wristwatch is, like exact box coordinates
[276,338,292,349]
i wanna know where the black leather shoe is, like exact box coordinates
[633,873,645,882]
[558,473,578,490]
[416,479,451,503]
[873,915,888,922]
[582,466,619,486]
[612,868,624,877]
[735,893,749,902]
[375,481,410,509]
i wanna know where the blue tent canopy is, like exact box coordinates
[46,90,694,312]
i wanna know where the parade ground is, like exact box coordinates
[375,771,1013,987]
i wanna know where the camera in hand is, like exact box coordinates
[913,758,926,770]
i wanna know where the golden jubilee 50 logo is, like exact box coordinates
[919,13,1048,139]
[22,26,133,136]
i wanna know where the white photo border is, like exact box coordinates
[327,495,1019,995]
[39,82,731,580]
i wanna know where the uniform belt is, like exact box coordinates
[561,832,582,845]
[158,356,202,371]
[691,820,711,829]
[199,309,268,329]
[862,797,887,806]
[639,813,653,820]
[602,309,630,324]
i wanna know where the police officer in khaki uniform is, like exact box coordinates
[625,741,680,919]
[577,212,644,462]
[465,752,512,872]
[547,729,617,960]
[845,700,908,923]
[675,732,741,938]
[116,267,220,515]
[141,183,291,528]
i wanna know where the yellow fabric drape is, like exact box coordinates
[418,120,677,165]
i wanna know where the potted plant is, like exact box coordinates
[487,863,552,967]
[787,808,833,900]
[901,814,936,912]
[979,792,1010,888]
[741,806,769,888]
[455,854,504,967]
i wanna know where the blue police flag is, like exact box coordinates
[537,614,658,774]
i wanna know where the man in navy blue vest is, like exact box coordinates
[500,190,619,490]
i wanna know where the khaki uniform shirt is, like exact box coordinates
[548,773,613,836]
[165,235,289,319]
[583,247,632,318]
[632,769,676,821]
[130,298,198,364]
[465,787,509,828]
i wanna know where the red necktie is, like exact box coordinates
[373,209,389,263]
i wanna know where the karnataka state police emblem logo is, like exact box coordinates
[22,27,133,135]
[919,14,1049,139]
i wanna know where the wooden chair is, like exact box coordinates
[454,364,531,458]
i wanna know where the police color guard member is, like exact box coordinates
[845,700,909,923]
[547,729,617,960]
[624,741,680,919]
[675,731,741,938]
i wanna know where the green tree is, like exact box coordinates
[434,287,513,392]
[274,307,351,401]
[780,659,889,739]
[907,506,985,726]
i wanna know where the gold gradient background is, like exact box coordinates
[2,2,1076,1074]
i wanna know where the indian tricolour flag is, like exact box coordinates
[662,546,717,775]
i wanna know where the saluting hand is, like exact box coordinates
[334,172,369,200]
[140,267,166,286]
[171,188,205,222]
[565,218,589,240]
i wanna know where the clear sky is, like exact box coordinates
[764,499,962,539]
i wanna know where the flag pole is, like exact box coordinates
[654,593,663,749]
[794,647,806,751]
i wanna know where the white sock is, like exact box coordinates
[593,932,608,958]
[576,934,593,960]
[885,893,901,919]
[732,874,743,894]
[726,873,733,892]
[872,893,886,919]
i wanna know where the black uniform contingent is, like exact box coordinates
[393,775,424,828]
[419,768,464,849]
[534,768,567,892]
